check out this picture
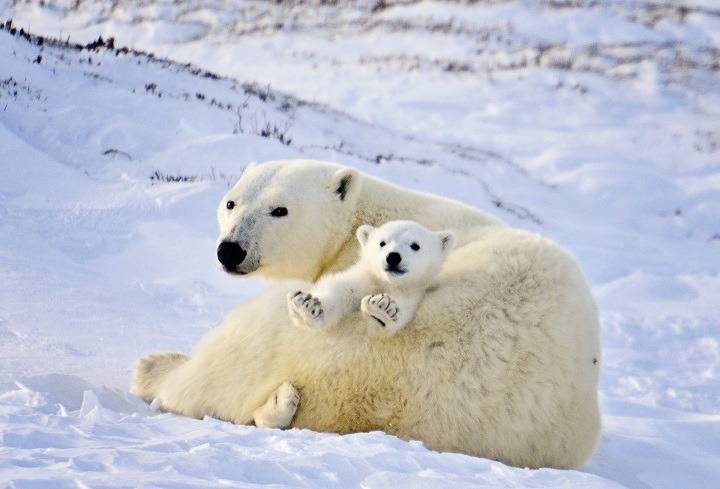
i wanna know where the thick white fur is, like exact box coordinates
[287,220,455,336]
[133,160,601,469]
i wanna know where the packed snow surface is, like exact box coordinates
[0,1,719,488]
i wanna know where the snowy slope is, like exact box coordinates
[1,1,719,488]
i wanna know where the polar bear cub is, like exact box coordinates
[288,220,455,335]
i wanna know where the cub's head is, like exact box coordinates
[216,160,362,279]
[356,220,455,286]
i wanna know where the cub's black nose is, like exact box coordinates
[217,241,247,269]
[386,252,402,267]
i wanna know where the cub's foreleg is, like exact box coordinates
[287,264,373,329]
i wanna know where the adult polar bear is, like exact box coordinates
[133,160,601,469]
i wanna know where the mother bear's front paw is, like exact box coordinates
[287,290,326,329]
[361,294,401,336]
[253,381,300,429]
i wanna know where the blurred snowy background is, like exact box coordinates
[0,1,718,488]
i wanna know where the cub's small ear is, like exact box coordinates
[330,167,361,202]
[438,230,456,252]
[356,224,374,246]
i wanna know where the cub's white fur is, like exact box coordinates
[133,160,601,469]
[288,220,454,336]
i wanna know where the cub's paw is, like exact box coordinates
[287,290,325,329]
[361,294,400,335]
[253,381,300,429]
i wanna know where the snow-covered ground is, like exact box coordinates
[0,1,718,487]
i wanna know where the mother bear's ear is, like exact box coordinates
[437,230,456,255]
[330,167,362,202]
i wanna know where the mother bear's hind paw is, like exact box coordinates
[132,352,189,402]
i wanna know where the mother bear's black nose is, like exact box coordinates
[386,252,402,267]
[217,241,247,268]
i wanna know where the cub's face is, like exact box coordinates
[356,220,455,286]
[216,161,361,279]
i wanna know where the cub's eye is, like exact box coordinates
[270,206,288,217]
[379,241,386,247]
[226,201,235,210]
[410,242,420,251]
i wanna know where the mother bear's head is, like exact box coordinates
[216,160,362,280]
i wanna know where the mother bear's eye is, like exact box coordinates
[226,201,235,210]
[410,242,420,251]
[270,207,288,217]
[379,241,386,247]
